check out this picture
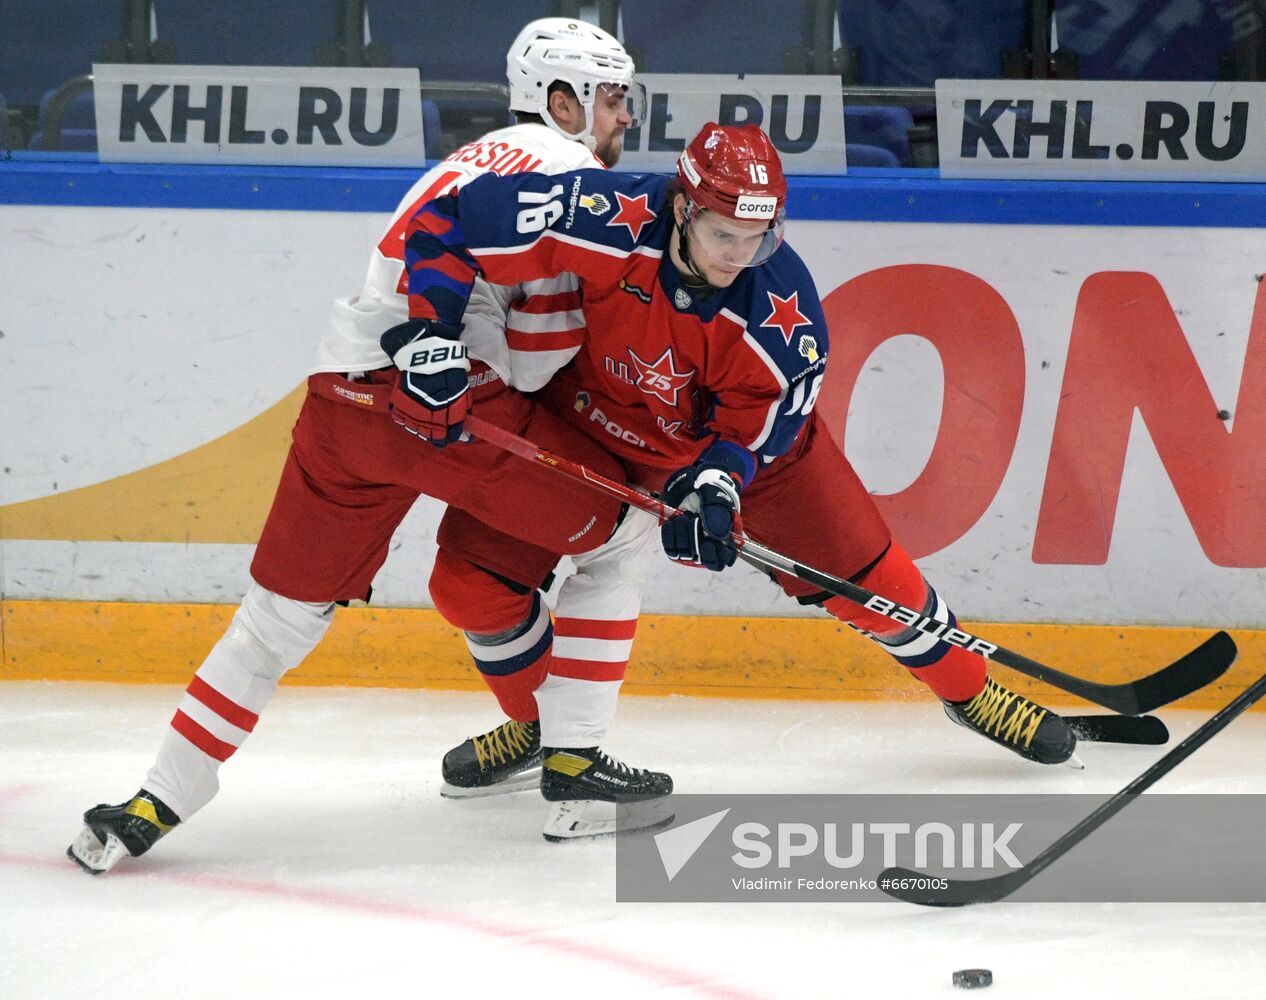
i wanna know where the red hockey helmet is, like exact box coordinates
[678,123,787,221]
[676,123,787,268]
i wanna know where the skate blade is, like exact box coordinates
[1063,750,1086,771]
[542,795,674,842]
[67,825,129,875]
[440,765,542,799]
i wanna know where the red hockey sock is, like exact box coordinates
[819,541,986,703]
[478,654,549,722]
[429,549,551,721]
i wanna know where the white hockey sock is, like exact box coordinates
[539,507,656,747]
[535,673,623,748]
[143,583,333,820]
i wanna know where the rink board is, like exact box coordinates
[2,160,1262,698]
[3,598,1262,710]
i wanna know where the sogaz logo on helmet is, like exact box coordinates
[735,195,777,219]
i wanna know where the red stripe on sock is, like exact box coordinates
[553,618,638,641]
[504,327,586,352]
[171,710,238,762]
[187,676,259,732]
[512,290,582,314]
[549,657,628,682]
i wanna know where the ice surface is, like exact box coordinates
[3,682,1264,998]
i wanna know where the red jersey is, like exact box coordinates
[405,169,828,488]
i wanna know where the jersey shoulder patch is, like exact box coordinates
[555,172,671,250]
[745,244,829,377]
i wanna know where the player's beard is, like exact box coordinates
[595,132,624,168]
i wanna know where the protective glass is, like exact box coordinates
[684,203,786,269]
[600,80,646,128]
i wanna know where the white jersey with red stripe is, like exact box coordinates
[312,122,603,388]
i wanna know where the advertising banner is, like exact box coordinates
[0,205,1261,625]
[93,64,426,167]
[618,74,847,174]
[937,79,1266,181]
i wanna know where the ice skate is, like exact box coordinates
[943,677,1079,766]
[67,790,180,875]
[441,719,542,798]
[540,747,673,841]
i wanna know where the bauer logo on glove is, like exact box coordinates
[406,342,466,368]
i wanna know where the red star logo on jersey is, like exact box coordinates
[627,346,695,406]
[760,290,813,345]
[607,191,656,243]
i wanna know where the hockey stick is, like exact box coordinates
[878,668,1266,906]
[465,414,1235,715]
[1064,714,1168,745]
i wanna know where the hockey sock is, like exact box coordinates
[429,548,551,721]
[819,542,986,703]
[144,584,334,820]
[462,592,553,722]
[538,507,655,747]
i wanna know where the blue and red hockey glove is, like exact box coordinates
[380,318,470,447]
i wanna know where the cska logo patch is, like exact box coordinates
[760,290,813,345]
[607,191,657,242]
[627,346,695,406]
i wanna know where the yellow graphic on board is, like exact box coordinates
[0,386,305,543]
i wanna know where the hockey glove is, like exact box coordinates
[380,318,470,447]
[661,463,742,571]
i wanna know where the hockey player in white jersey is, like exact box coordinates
[68,19,666,874]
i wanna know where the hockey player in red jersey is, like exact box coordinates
[397,123,1078,772]
[67,19,670,873]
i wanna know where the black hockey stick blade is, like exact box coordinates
[879,669,1266,906]
[1011,629,1237,717]
[1064,714,1169,745]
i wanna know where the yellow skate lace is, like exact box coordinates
[961,678,1046,750]
[473,720,536,771]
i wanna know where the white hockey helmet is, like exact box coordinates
[506,17,645,147]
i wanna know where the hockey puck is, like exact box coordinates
[952,969,993,989]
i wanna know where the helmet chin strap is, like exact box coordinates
[675,221,713,288]
[675,202,725,293]
[544,101,597,150]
